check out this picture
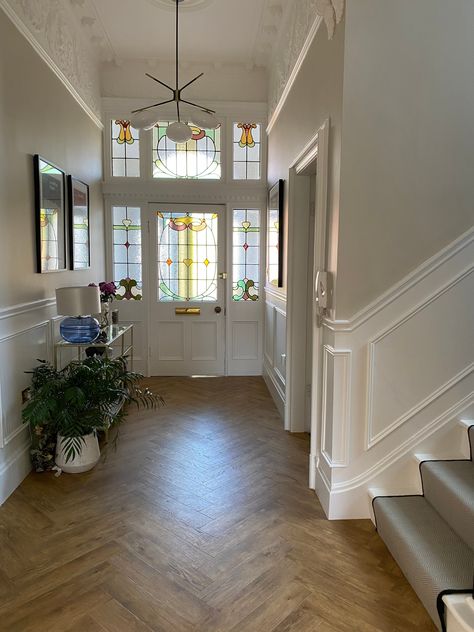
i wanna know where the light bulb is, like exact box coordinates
[189,110,219,130]
[166,121,193,143]
[129,112,158,130]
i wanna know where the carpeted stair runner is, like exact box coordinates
[373,424,474,631]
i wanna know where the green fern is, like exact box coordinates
[23,356,164,466]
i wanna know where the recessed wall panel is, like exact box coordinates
[157,322,184,360]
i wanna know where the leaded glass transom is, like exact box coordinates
[232,209,260,301]
[157,211,218,301]
[111,120,140,177]
[112,206,143,300]
[153,123,221,179]
[233,123,261,180]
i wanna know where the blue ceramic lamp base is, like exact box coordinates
[60,316,100,343]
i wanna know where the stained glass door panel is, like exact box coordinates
[157,212,218,302]
[150,205,226,376]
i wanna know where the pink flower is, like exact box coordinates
[98,281,117,302]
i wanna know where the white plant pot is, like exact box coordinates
[55,433,100,473]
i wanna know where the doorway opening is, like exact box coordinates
[285,119,329,489]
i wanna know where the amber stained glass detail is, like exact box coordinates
[153,122,221,179]
[111,120,140,177]
[157,211,218,301]
[233,123,261,180]
[232,209,260,301]
[112,206,142,300]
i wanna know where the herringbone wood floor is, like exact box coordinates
[0,377,435,632]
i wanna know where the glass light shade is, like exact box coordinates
[166,121,193,143]
[56,286,101,316]
[60,316,100,343]
[189,110,219,130]
[129,112,158,130]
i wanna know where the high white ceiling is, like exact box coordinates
[71,0,286,68]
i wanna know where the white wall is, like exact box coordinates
[318,230,474,518]
[265,16,345,414]
[316,0,474,517]
[0,11,105,503]
[337,0,474,318]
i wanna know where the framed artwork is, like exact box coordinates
[267,179,284,287]
[68,176,90,270]
[34,155,67,273]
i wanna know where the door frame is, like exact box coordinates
[285,118,330,490]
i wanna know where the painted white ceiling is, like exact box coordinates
[71,0,286,68]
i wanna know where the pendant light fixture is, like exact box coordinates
[130,0,219,140]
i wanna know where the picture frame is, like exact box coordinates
[267,179,284,287]
[34,155,67,273]
[68,176,91,270]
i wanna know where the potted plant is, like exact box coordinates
[23,356,164,474]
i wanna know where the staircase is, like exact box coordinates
[372,423,474,632]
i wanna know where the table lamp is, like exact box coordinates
[56,286,101,343]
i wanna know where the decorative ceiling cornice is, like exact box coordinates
[0,0,102,127]
[267,0,344,128]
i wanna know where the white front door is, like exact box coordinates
[149,204,226,376]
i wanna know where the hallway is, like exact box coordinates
[0,377,435,631]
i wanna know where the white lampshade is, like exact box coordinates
[189,110,219,130]
[166,121,193,143]
[56,286,101,316]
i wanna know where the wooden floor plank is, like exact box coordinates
[0,377,436,631]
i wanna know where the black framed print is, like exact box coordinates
[267,179,284,287]
[68,176,90,270]
[33,155,67,273]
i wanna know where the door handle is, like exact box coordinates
[214,306,222,314]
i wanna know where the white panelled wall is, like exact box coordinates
[0,301,64,504]
[314,228,474,518]
[263,289,287,418]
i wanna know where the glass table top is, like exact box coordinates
[55,324,133,347]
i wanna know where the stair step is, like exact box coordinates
[421,459,474,549]
[373,495,473,631]
[443,594,474,632]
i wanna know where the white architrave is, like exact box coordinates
[284,118,330,490]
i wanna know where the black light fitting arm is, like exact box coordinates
[131,0,215,119]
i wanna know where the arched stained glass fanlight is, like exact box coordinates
[153,123,221,179]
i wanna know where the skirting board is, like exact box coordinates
[263,365,285,419]
[0,444,31,506]
[314,461,331,517]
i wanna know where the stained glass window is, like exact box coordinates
[111,120,140,177]
[233,123,261,180]
[153,123,221,179]
[157,211,218,301]
[112,206,142,300]
[232,209,260,301]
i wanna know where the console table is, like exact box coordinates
[54,324,134,369]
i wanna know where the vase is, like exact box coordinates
[60,316,100,343]
[99,302,111,329]
[55,433,100,474]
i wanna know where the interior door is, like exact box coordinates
[149,204,226,376]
